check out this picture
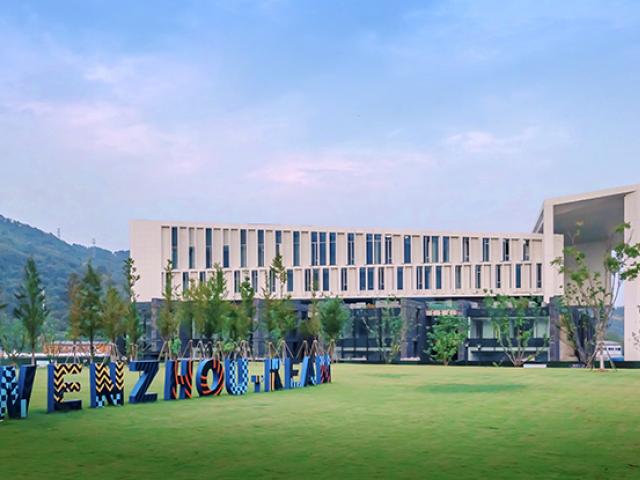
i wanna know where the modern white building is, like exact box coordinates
[130,183,640,361]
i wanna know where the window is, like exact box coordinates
[359,267,366,291]
[384,235,393,264]
[205,228,212,269]
[502,239,510,262]
[516,264,522,289]
[171,226,179,268]
[251,270,258,291]
[523,239,530,261]
[240,229,247,268]
[293,231,300,266]
[199,271,206,284]
[269,270,276,293]
[367,267,375,291]
[366,233,373,265]
[397,267,404,290]
[475,265,482,289]
[495,265,502,289]
[340,267,348,291]
[319,232,327,265]
[442,236,450,262]
[374,234,382,264]
[462,237,470,262]
[482,238,490,262]
[182,272,189,294]
[329,232,336,265]
[304,269,312,292]
[311,232,319,266]
[536,263,543,289]
[234,271,240,293]
[425,266,432,290]
[347,233,355,265]
[188,228,195,269]
[322,268,330,292]
[404,235,412,263]
[423,236,431,263]
[313,269,320,291]
[275,230,282,257]
[416,266,423,290]
[223,231,230,268]
[432,236,440,263]
[287,269,294,293]
[435,266,442,290]
[455,265,462,289]
[378,267,385,290]
[257,229,265,267]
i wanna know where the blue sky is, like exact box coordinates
[1,0,639,250]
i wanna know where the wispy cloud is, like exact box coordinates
[444,128,537,155]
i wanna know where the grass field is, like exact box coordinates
[1,363,640,479]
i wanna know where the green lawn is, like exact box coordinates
[1,363,639,479]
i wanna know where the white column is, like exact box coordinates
[624,189,640,360]
[542,201,557,303]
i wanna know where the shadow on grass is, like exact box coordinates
[417,383,527,394]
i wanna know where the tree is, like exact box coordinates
[66,273,83,342]
[485,295,549,367]
[157,260,180,358]
[427,315,467,366]
[318,296,349,348]
[261,255,296,348]
[376,299,406,363]
[0,290,25,364]
[202,265,229,342]
[102,285,127,360]
[231,278,256,343]
[300,284,323,341]
[123,258,142,359]
[13,258,48,365]
[552,222,640,369]
[78,262,103,362]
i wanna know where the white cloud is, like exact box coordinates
[445,128,537,155]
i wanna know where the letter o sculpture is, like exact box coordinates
[196,359,225,397]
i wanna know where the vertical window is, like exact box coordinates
[322,268,330,292]
[251,270,258,291]
[442,236,450,263]
[234,271,240,293]
[455,265,462,289]
[240,229,247,268]
[359,267,366,291]
[223,230,230,268]
[270,270,277,293]
[423,236,431,263]
[432,236,440,263]
[435,266,442,290]
[311,232,318,266]
[516,264,522,289]
[188,228,195,269]
[329,232,336,265]
[293,231,301,266]
[462,237,470,262]
[340,267,348,291]
[171,226,179,268]
[287,269,294,292]
[257,229,265,267]
[199,271,206,284]
[319,232,327,265]
[502,239,510,262]
[367,267,374,291]
[496,265,502,289]
[205,228,212,269]
[378,267,385,290]
[366,233,373,264]
[347,233,355,265]
[304,269,311,292]
[416,266,423,290]
[425,266,432,289]
[396,267,404,290]
[275,230,282,257]
[384,235,392,264]
[374,234,382,264]
[404,235,412,263]
[182,272,189,294]
[482,238,490,262]
[523,239,530,261]
[536,263,543,289]
[312,269,320,291]
[475,265,482,289]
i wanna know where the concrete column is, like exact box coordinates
[624,190,640,360]
[542,201,557,303]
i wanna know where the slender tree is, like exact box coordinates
[13,258,48,365]
[427,315,467,366]
[78,262,103,362]
[0,289,26,364]
[262,255,296,347]
[123,258,143,359]
[67,273,83,342]
[157,260,180,358]
[102,285,127,360]
[319,296,350,348]
[300,283,322,341]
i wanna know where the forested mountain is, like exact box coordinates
[0,215,128,334]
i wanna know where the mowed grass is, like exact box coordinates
[1,363,640,479]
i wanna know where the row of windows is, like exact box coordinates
[171,227,535,271]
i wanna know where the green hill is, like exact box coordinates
[0,215,128,335]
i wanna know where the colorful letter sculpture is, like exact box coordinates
[250,375,264,393]
[316,355,331,384]
[284,358,300,389]
[0,365,36,420]
[196,359,224,397]
[264,358,283,392]
[224,358,248,395]
[129,361,159,404]
[47,363,82,413]
[165,359,194,400]
[90,362,125,408]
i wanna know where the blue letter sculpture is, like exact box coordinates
[47,363,82,413]
[0,365,36,420]
[264,358,283,392]
[129,361,159,404]
[90,362,125,408]
[224,358,248,395]
[165,359,194,400]
[195,359,224,397]
[315,354,331,384]
[284,358,300,389]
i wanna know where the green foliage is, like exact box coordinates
[378,301,405,363]
[300,286,323,340]
[261,256,296,344]
[123,257,142,358]
[225,278,255,344]
[318,296,349,344]
[427,315,467,366]
[157,260,179,343]
[78,262,103,361]
[102,285,127,347]
[66,273,82,341]
[0,314,26,364]
[13,258,49,364]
